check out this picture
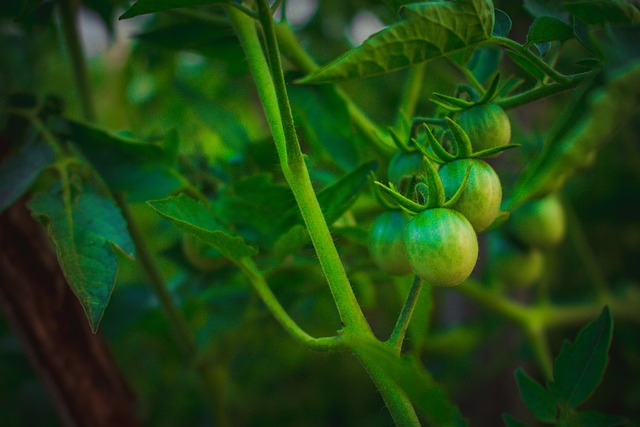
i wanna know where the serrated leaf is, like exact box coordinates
[527,16,574,45]
[0,138,54,213]
[493,9,512,37]
[120,0,230,19]
[289,85,360,172]
[524,0,569,21]
[564,1,640,25]
[566,410,628,427]
[148,194,257,260]
[507,62,640,207]
[347,337,466,427]
[547,306,613,408]
[514,368,558,423]
[502,414,533,427]
[505,50,546,81]
[62,120,184,202]
[298,0,494,84]
[29,186,135,332]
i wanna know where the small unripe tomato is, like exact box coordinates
[387,151,424,187]
[487,232,544,288]
[458,103,511,153]
[404,208,478,286]
[439,158,502,232]
[508,195,566,248]
[369,211,413,276]
[182,234,228,271]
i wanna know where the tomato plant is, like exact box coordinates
[1,0,639,426]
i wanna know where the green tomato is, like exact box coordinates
[182,234,228,271]
[387,151,424,187]
[458,103,511,154]
[404,208,478,286]
[509,195,566,248]
[487,232,544,288]
[439,159,502,232]
[369,211,413,276]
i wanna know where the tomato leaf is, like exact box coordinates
[0,138,54,213]
[547,306,613,408]
[347,337,466,427]
[298,0,494,84]
[493,9,512,37]
[28,185,135,332]
[60,119,184,202]
[147,193,257,261]
[564,0,640,26]
[289,84,361,172]
[120,0,231,20]
[527,16,574,45]
[514,368,558,423]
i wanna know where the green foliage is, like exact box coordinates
[120,0,231,19]
[298,0,495,83]
[507,307,623,426]
[28,185,135,331]
[0,138,53,213]
[148,193,257,261]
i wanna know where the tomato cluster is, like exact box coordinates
[369,102,512,286]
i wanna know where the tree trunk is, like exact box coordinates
[0,201,140,427]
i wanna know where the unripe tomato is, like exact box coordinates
[404,208,478,286]
[509,195,566,248]
[182,234,228,271]
[387,151,424,187]
[487,232,544,288]
[439,159,502,232]
[458,103,511,153]
[369,211,413,276]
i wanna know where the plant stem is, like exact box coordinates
[274,22,395,155]
[58,0,96,122]
[236,258,346,351]
[491,37,572,86]
[115,194,198,358]
[525,326,554,380]
[228,3,371,334]
[496,73,589,110]
[456,280,531,327]
[386,276,424,353]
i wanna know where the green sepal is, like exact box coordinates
[445,117,473,159]
[470,143,521,158]
[422,124,456,163]
[442,164,471,208]
[429,98,466,113]
[388,127,412,152]
[370,172,399,210]
[497,76,525,97]
[374,181,426,214]
[486,211,510,230]
[422,159,445,209]
[414,182,429,206]
[432,93,475,109]
[477,73,500,104]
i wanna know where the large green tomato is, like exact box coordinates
[369,211,413,276]
[509,195,566,248]
[487,232,544,288]
[387,151,424,187]
[458,103,511,153]
[404,208,478,286]
[439,159,502,232]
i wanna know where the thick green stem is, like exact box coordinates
[236,258,345,351]
[58,0,96,122]
[386,276,424,353]
[228,5,371,334]
[525,326,554,380]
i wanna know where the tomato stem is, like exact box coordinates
[386,276,424,353]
